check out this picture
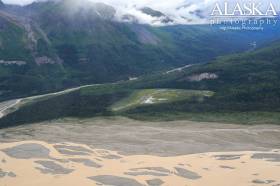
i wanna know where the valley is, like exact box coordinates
[0,0,279,185]
[1,0,280,101]
[0,117,279,186]
[1,117,280,156]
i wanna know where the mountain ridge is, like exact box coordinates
[0,40,279,127]
[0,0,280,101]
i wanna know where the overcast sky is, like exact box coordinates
[2,0,280,25]
[3,0,34,5]
[3,0,280,6]
[1,0,213,25]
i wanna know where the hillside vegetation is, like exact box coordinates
[0,40,280,127]
[1,0,280,100]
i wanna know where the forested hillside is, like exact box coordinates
[1,41,280,127]
[1,0,280,100]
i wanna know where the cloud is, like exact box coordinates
[2,0,280,25]
[2,0,213,24]
[96,0,213,25]
[2,0,34,5]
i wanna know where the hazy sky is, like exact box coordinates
[1,0,213,24]
[2,0,34,5]
[3,0,280,6]
[2,0,280,25]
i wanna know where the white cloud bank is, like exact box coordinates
[2,0,280,25]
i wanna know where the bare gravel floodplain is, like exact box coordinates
[0,117,280,186]
[0,117,279,156]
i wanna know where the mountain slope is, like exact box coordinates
[160,40,280,109]
[125,40,280,116]
[0,40,280,127]
[0,0,280,101]
[0,14,31,61]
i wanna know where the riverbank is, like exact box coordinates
[0,140,279,186]
[1,117,279,156]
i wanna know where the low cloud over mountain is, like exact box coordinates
[2,0,280,25]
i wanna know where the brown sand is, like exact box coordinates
[0,140,279,186]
